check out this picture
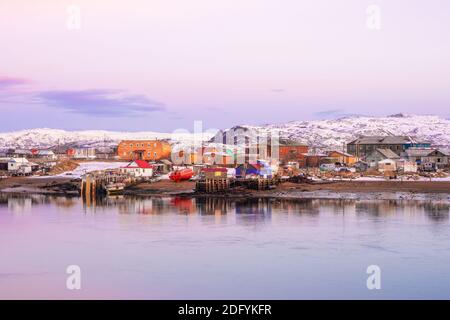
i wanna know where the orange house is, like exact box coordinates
[279,144,309,164]
[117,140,171,161]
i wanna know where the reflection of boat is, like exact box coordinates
[169,168,193,182]
[105,182,125,195]
[171,197,194,212]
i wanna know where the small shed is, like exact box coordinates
[201,167,228,179]
[378,159,397,173]
[396,160,417,173]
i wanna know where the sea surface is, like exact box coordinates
[0,194,449,299]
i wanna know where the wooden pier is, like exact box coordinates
[80,171,137,205]
[196,177,279,193]
[195,178,231,193]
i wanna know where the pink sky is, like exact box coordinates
[0,0,449,131]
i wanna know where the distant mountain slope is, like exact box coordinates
[0,114,449,150]
[219,114,450,150]
[0,129,212,149]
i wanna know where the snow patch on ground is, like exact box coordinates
[55,162,128,178]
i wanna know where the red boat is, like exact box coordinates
[169,168,193,182]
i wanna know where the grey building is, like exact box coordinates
[405,148,449,169]
[366,148,400,167]
[347,136,430,158]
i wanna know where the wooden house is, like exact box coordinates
[120,160,153,177]
[327,150,357,166]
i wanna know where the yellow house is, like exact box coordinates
[328,151,358,165]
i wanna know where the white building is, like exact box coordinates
[37,150,57,160]
[73,148,97,159]
[396,159,418,173]
[377,159,397,173]
[7,158,32,175]
[120,160,153,177]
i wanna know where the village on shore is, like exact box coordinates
[1,129,449,199]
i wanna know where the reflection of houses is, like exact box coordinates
[120,160,153,177]
[405,148,449,169]
[347,136,430,158]
[117,140,171,161]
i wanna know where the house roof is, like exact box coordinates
[123,160,153,169]
[376,148,400,159]
[328,150,354,157]
[437,149,450,156]
[8,158,30,163]
[158,159,173,165]
[279,138,308,146]
[378,159,396,164]
[405,148,435,157]
[14,149,32,154]
[349,136,428,145]
[37,150,55,155]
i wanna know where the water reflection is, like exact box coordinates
[1,193,450,299]
[0,193,449,223]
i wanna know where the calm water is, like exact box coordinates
[1,194,450,299]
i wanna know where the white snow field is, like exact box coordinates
[0,114,449,150]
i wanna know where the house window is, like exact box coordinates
[154,143,157,147]
[154,152,157,158]
[147,152,151,157]
[130,144,133,147]
[123,152,126,156]
[437,158,441,163]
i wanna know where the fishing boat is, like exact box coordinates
[105,182,125,195]
[169,168,193,182]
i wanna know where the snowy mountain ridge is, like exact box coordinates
[229,114,450,149]
[0,114,449,150]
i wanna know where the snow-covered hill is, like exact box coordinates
[218,114,450,149]
[0,114,449,150]
[0,128,213,149]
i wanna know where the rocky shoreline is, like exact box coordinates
[1,177,449,202]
